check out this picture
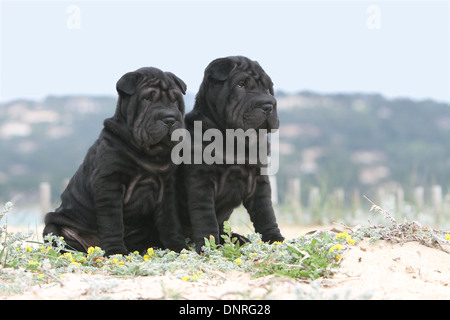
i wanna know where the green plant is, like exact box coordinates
[0,201,356,297]
[1,202,35,267]
[203,221,351,280]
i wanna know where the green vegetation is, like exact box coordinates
[2,200,449,298]
[0,203,353,296]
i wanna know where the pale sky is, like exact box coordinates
[1,0,449,103]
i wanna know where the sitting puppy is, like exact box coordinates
[43,67,188,255]
[177,56,285,251]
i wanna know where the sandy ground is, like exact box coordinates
[2,224,450,300]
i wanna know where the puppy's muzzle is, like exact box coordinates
[159,109,181,127]
[256,103,274,114]
[162,116,177,127]
[254,95,276,115]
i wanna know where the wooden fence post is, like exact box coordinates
[332,188,345,219]
[269,175,278,205]
[286,178,301,207]
[351,189,361,214]
[396,187,404,215]
[39,182,51,218]
[431,185,443,224]
[414,186,424,213]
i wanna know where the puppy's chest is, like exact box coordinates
[213,166,257,201]
[123,171,165,206]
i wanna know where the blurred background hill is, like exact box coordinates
[274,91,450,200]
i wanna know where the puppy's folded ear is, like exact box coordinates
[206,58,236,82]
[167,72,187,95]
[116,72,143,96]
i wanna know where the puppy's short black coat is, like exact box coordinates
[177,56,284,251]
[43,67,188,255]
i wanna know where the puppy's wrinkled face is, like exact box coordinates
[116,67,186,149]
[202,56,279,131]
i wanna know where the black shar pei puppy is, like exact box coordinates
[176,56,285,251]
[43,67,188,256]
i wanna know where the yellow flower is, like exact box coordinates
[93,257,104,264]
[143,255,152,261]
[329,244,342,253]
[335,232,350,240]
[63,252,74,262]
[147,248,154,256]
[335,232,355,245]
[446,234,450,241]
[335,254,341,262]
[87,246,102,256]
[235,258,242,265]
[28,260,39,267]
[111,258,125,266]
[38,246,50,254]
[190,274,199,281]
[181,274,200,282]
[181,254,188,260]
[25,247,32,253]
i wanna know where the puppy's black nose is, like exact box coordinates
[162,116,177,126]
[257,103,273,114]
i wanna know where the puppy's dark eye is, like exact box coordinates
[237,80,246,89]
[144,91,156,102]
